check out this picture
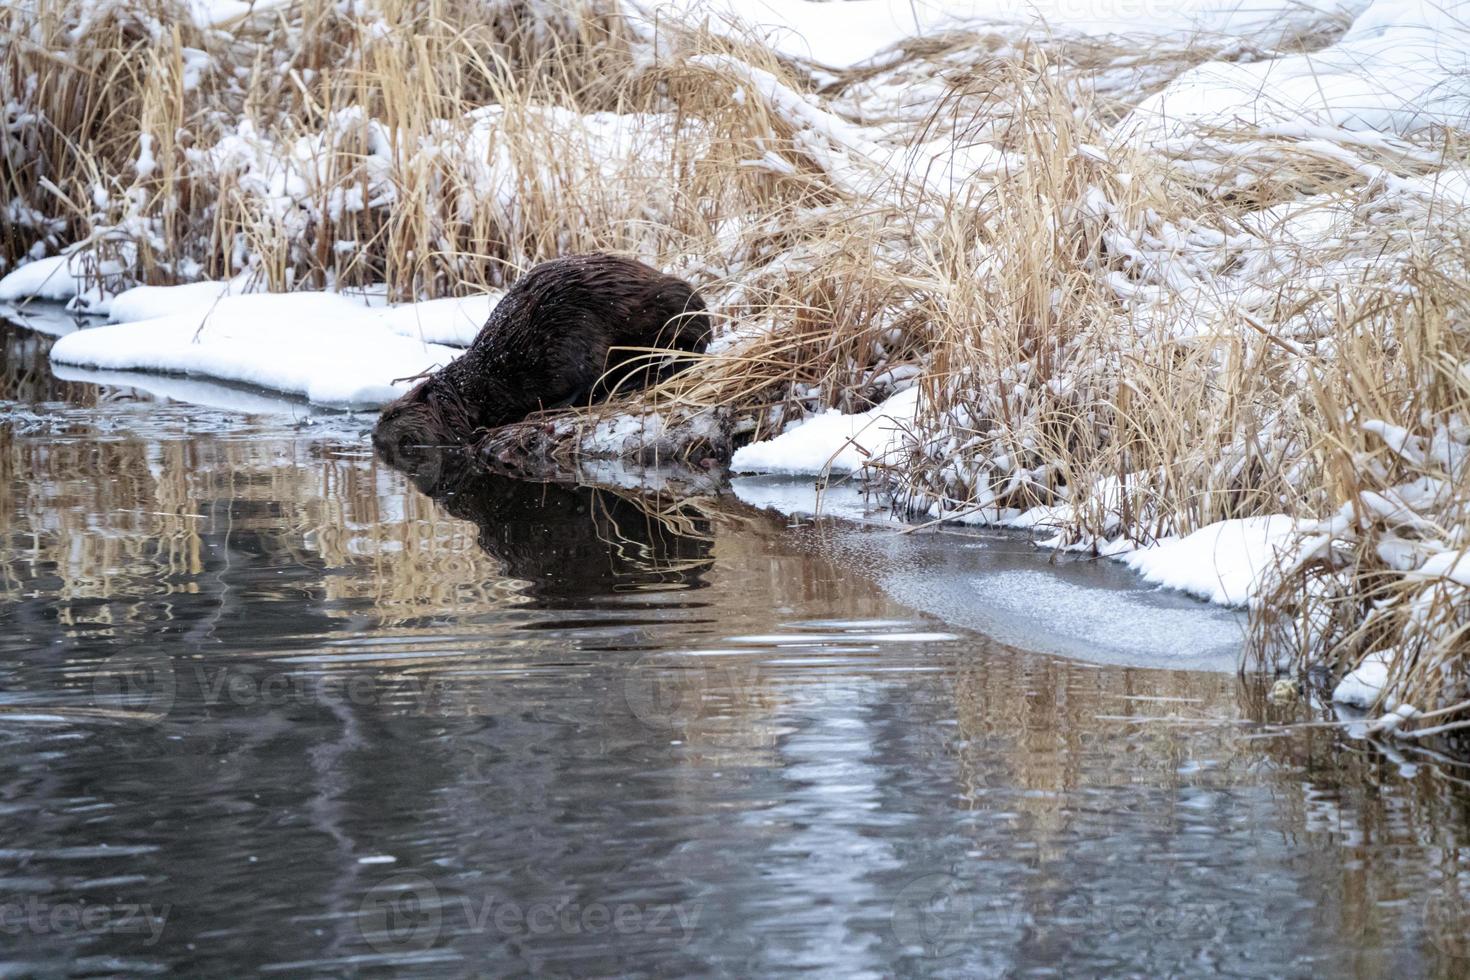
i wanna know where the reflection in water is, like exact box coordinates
[2,315,1470,977]
[379,442,715,603]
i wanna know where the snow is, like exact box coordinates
[1126,0,1470,141]
[186,0,291,27]
[1411,548,1470,587]
[730,387,921,475]
[106,278,254,323]
[0,254,88,303]
[1121,516,1301,606]
[101,279,500,348]
[1333,650,1393,708]
[48,291,467,408]
[373,293,502,348]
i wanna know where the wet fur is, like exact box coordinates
[373,254,710,463]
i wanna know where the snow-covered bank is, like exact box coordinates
[15,270,503,408]
[1127,0,1470,140]
[1119,517,1300,607]
[47,291,469,408]
[0,253,90,303]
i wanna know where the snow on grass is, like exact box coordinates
[48,291,466,408]
[634,0,1365,69]
[186,0,292,28]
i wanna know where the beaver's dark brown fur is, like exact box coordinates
[373,253,711,464]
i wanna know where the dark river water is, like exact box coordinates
[2,314,1470,978]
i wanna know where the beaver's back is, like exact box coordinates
[443,254,709,421]
[473,254,710,353]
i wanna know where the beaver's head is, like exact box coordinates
[372,378,469,475]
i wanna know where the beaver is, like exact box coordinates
[373,254,711,466]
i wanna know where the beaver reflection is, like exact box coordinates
[382,445,714,601]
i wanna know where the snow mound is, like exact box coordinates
[0,254,88,303]
[106,278,254,323]
[731,387,921,475]
[373,293,502,348]
[1333,650,1393,708]
[1122,516,1300,607]
[48,291,467,408]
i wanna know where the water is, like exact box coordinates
[2,315,1469,977]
